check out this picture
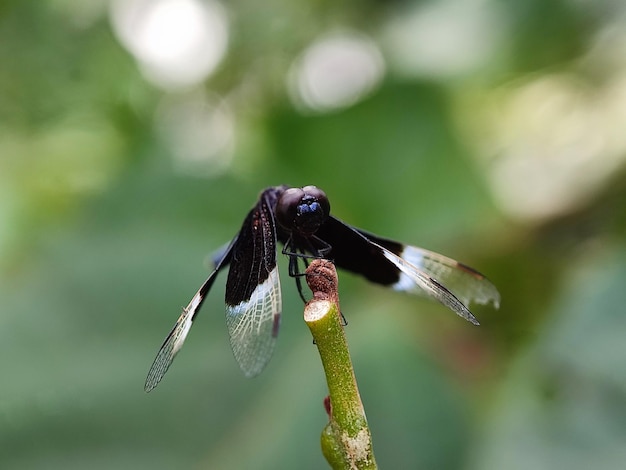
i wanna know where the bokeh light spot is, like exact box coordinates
[109,0,228,89]
[382,0,503,79]
[288,32,385,113]
[155,92,235,176]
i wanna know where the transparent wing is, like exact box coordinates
[225,266,281,377]
[144,238,234,392]
[144,305,195,393]
[317,217,499,324]
[392,245,500,310]
[372,241,483,325]
[145,273,220,392]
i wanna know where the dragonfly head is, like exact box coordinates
[276,185,330,236]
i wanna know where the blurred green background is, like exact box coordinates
[2,0,626,468]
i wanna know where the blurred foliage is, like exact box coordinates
[2,0,626,469]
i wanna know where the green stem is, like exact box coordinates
[304,259,377,470]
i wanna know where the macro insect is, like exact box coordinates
[145,185,500,392]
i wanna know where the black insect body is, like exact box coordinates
[145,185,500,392]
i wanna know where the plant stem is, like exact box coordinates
[304,259,377,470]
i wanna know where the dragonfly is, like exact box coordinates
[145,185,500,391]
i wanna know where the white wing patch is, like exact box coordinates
[373,242,482,325]
[226,266,282,377]
[394,245,500,309]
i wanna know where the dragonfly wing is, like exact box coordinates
[388,244,500,309]
[316,216,499,324]
[144,238,235,392]
[224,189,282,377]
